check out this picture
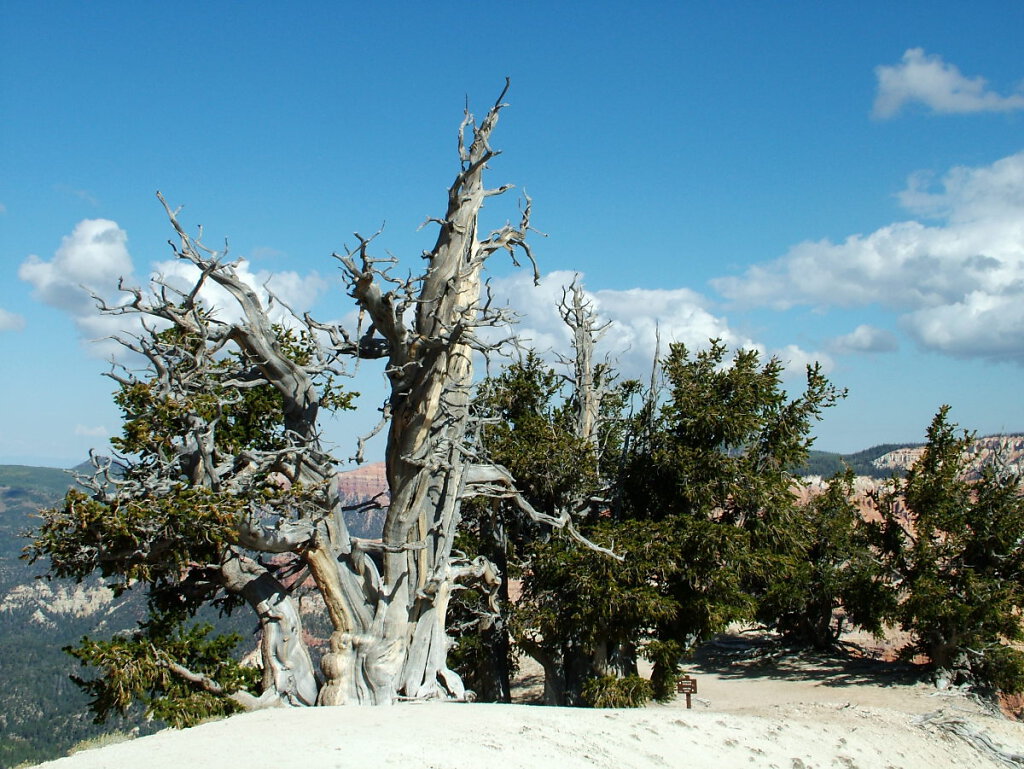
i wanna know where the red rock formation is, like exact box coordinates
[337,462,388,539]
[336,462,388,502]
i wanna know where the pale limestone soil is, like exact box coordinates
[31,634,1024,769]
[506,633,1024,767]
[31,698,1024,769]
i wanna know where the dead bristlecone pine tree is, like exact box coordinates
[31,82,612,714]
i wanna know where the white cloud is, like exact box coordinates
[20,219,330,359]
[488,270,830,381]
[873,48,1024,118]
[903,292,1024,361]
[828,325,898,354]
[0,308,25,332]
[0,202,7,215]
[20,219,134,306]
[21,221,835,381]
[898,153,1024,222]
[19,219,139,355]
[152,258,329,329]
[772,345,835,377]
[713,152,1024,363]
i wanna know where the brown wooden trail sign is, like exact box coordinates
[675,675,697,709]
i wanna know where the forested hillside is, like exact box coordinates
[797,444,920,478]
[0,465,145,766]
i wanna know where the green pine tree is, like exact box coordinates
[872,406,1024,692]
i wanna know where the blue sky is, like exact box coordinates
[2,1,1023,467]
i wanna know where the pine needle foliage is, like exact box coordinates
[872,406,1024,692]
[465,340,844,705]
[66,618,259,727]
[27,319,355,722]
[755,470,891,648]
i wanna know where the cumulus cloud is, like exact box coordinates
[19,219,138,354]
[20,219,329,358]
[712,151,1024,363]
[873,48,1024,118]
[0,308,25,332]
[897,153,1024,222]
[21,221,834,378]
[151,258,328,329]
[772,345,835,377]
[487,270,831,381]
[904,292,1024,361]
[828,325,898,355]
[20,219,134,306]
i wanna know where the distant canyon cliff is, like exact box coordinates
[336,462,388,538]
[798,434,1024,518]
[871,435,1024,478]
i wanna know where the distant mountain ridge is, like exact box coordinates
[0,464,146,765]
[797,433,1024,479]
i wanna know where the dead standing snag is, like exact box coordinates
[31,84,617,715]
[324,81,545,703]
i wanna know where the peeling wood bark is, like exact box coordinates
[219,551,319,707]
[321,81,544,703]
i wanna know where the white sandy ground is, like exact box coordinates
[30,659,1024,769]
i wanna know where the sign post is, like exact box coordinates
[675,675,697,709]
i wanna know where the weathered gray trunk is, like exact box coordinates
[314,83,534,704]
[220,552,318,707]
[560,282,610,453]
[95,91,538,714]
